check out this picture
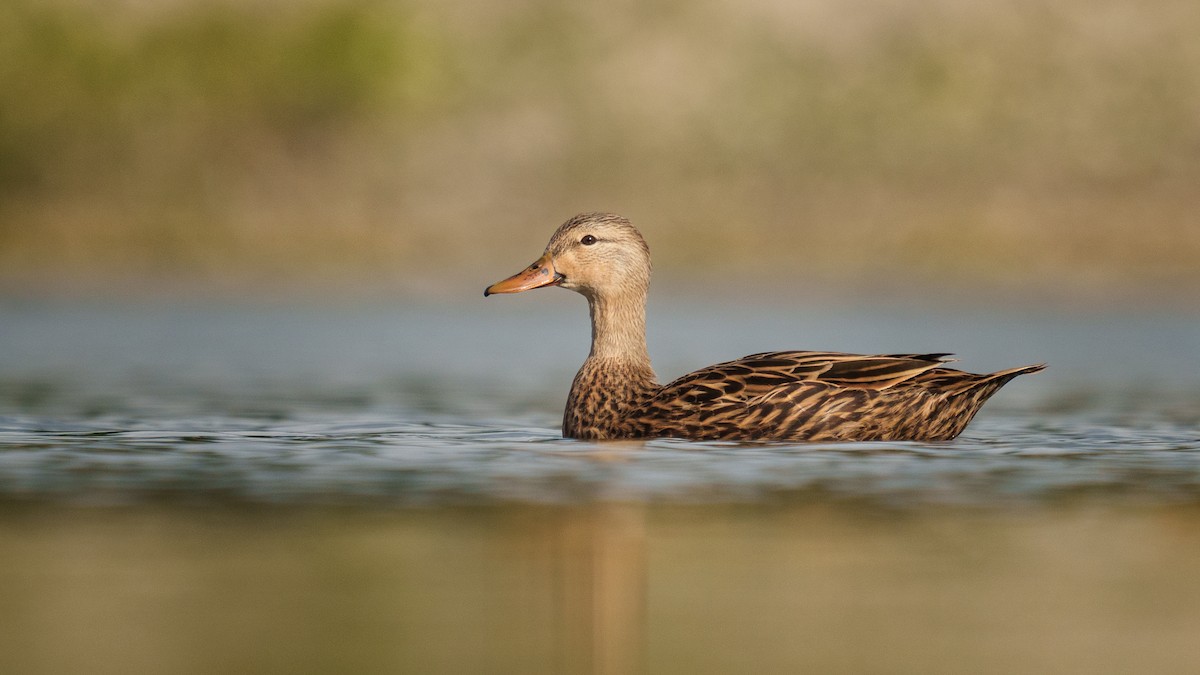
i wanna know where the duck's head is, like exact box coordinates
[485,213,652,301]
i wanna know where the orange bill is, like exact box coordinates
[484,253,563,296]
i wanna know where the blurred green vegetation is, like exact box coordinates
[1,0,1198,299]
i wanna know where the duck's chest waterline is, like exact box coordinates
[562,359,658,440]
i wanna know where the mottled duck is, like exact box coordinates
[485,213,1044,442]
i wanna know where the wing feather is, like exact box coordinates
[623,351,1041,442]
[654,350,954,402]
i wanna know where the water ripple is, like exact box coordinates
[1,304,1197,508]
[0,406,1196,508]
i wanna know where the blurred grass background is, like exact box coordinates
[1,0,1198,301]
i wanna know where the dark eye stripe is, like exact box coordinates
[580,235,597,245]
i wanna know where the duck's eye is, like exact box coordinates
[580,234,597,246]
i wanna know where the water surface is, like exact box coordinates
[1,300,1198,674]
[0,299,1196,507]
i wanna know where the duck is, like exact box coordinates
[485,212,1045,442]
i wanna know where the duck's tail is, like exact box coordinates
[930,363,1045,440]
[960,363,1046,402]
[979,363,1047,386]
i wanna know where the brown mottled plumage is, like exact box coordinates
[485,213,1045,442]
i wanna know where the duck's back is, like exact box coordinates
[620,351,1044,442]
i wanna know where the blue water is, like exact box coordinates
[1,299,1197,507]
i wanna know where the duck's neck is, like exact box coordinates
[587,290,651,364]
[562,290,658,439]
